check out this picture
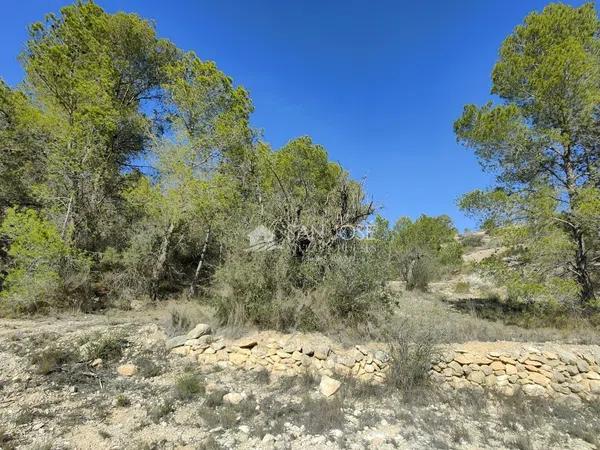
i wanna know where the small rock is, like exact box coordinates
[239,425,250,434]
[91,358,103,368]
[262,433,276,444]
[374,350,389,363]
[223,392,246,405]
[187,323,212,339]
[211,341,226,351]
[116,363,138,377]
[166,335,188,350]
[314,345,330,360]
[236,337,258,349]
[320,375,342,397]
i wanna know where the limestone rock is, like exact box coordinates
[166,335,188,350]
[223,392,246,405]
[522,384,546,397]
[315,345,330,360]
[117,363,138,377]
[235,337,258,349]
[320,375,342,397]
[187,323,212,339]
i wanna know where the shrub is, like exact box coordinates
[80,332,128,361]
[0,208,91,315]
[385,317,441,392]
[174,373,204,401]
[31,346,77,375]
[147,399,175,423]
[454,281,471,294]
[392,215,462,291]
[213,243,391,332]
[115,394,131,407]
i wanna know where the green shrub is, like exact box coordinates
[115,394,131,407]
[174,373,204,401]
[213,243,391,332]
[80,332,128,361]
[0,208,91,315]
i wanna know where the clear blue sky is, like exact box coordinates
[0,0,588,230]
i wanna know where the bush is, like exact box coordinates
[31,346,77,375]
[174,373,204,401]
[213,242,391,332]
[385,317,441,392]
[0,208,91,315]
[79,332,128,361]
[392,215,462,291]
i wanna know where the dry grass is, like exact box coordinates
[173,373,205,401]
[389,290,600,344]
[161,301,216,337]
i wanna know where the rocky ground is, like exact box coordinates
[1,305,600,450]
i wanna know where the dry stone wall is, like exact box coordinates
[167,327,600,401]
[431,343,600,402]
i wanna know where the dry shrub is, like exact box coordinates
[212,244,391,333]
[384,316,442,392]
[162,301,215,337]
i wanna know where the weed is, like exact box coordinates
[204,389,227,408]
[385,318,439,392]
[252,369,270,385]
[136,356,163,378]
[300,394,346,434]
[115,394,131,407]
[80,332,128,361]
[14,408,35,425]
[507,433,534,450]
[147,399,175,423]
[450,423,471,444]
[31,346,76,375]
[174,373,205,401]
[0,427,15,450]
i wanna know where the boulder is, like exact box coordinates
[320,375,342,397]
[522,384,546,397]
[166,335,188,350]
[187,323,212,339]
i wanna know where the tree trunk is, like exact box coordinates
[61,194,74,240]
[573,227,595,302]
[189,226,211,297]
[151,221,174,301]
[563,147,596,303]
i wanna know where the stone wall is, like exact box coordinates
[168,329,391,383]
[430,343,600,402]
[167,327,600,401]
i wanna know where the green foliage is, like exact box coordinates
[174,373,205,401]
[389,215,462,290]
[214,240,391,332]
[0,208,90,314]
[455,2,600,304]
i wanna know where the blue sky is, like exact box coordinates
[0,0,588,230]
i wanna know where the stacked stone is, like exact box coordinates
[167,325,600,400]
[430,347,600,400]
[167,327,391,382]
